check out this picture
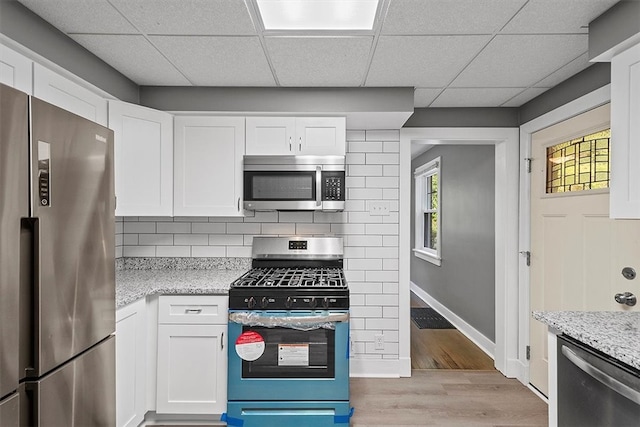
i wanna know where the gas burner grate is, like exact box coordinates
[232,267,347,288]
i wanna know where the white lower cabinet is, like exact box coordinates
[156,296,228,415]
[115,298,147,427]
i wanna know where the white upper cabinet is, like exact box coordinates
[610,42,640,218]
[0,44,32,94]
[246,117,346,156]
[109,101,174,217]
[33,63,108,126]
[174,116,245,217]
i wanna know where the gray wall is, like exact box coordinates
[411,145,496,341]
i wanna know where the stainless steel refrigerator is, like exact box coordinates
[0,83,115,426]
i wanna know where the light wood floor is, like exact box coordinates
[350,370,548,426]
[411,293,495,370]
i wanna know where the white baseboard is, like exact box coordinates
[350,358,401,378]
[410,282,495,359]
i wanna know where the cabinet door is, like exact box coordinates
[156,324,227,414]
[0,44,32,94]
[245,117,295,155]
[610,42,640,218]
[109,101,173,217]
[33,63,108,126]
[116,299,147,427]
[174,116,245,216]
[296,117,346,155]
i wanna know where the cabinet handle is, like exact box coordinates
[221,332,224,350]
[185,308,202,314]
[237,197,241,212]
[299,136,302,152]
[289,136,292,152]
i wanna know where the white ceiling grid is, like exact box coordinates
[17,0,621,107]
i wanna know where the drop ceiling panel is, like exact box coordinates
[501,87,549,107]
[414,88,442,108]
[109,0,257,35]
[533,52,591,88]
[382,0,527,35]
[265,37,372,86]
[18,0,136,34]
[501,0,621,34]
[70,35,190,85]
[451,34,588,88]
[150,36,275,86]
[431,87,525,107]
[366,35,492,87]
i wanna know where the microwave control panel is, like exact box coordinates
[321,172,345,201]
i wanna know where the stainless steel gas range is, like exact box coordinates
[223,236,353,427]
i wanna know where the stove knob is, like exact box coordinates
[247,297,256,309]
[322,297,330,309]
[260,296,269,308]
[309,297,317,309]
[285,296,293,309]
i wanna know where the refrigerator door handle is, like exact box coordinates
[20,217,39,378]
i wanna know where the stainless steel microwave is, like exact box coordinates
[243,155,345,211]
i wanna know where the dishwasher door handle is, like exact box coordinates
[562,346,640,405]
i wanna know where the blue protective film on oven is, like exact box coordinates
[220,413,244,426]
[334,407,355,424]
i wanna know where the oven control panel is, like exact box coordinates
[230,293,349,310]
[288,240,308,250]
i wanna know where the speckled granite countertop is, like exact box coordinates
[115,257,250,308]
[533,311,640,370]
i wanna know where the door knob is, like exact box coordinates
[621,267,636,280]
[614,292,637,307]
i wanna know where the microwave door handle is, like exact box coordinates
[316,166,322,207]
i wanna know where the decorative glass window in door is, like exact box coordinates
[546,129,610,193]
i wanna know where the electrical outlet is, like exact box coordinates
[369,201,390,216]
[374,334,384,350]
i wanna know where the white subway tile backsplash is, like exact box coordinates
[346,153,366,165]
[119,129,401,360]
[209,234,244,246]
[139,234,173,246]
[349,164,383,176]
[262,223,295,235]
[346,130,365,141]
[296,223,331,235]
[192,246,226,257]
[366,130,400,141]
[346,235,383,246]
[123,246,156,257]
[349,141,383,153]
[192,223,226,234]
[366,177,399,188]
[157,222,191,234]
[174,234,209,246]
[227,246,252,257]
[278,211,313,223]
[366,153,399,165]
[348,188,383,200]
[227,223,261,234]
[123,222,156,233]
[383,141,400,153]
[156,245,191,257]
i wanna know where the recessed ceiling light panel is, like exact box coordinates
[256,0,380,31]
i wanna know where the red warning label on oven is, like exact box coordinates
[235,331,265,361]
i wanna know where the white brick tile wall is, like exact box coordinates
[118,131,401,360]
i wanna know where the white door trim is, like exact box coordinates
[400,127,519,378]
[518,84,611,384]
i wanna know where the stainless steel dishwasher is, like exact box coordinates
[557,335,640,427]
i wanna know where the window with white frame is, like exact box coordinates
[413,157,441,265]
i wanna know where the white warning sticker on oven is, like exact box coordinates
[278,344,309,366]
[235,331,265,361]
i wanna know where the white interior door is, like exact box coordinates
[529,103,640,396]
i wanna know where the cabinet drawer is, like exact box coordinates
[158,295,228,325]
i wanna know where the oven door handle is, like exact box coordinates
[229,312,349,328]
